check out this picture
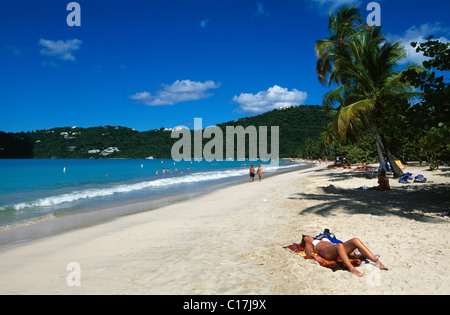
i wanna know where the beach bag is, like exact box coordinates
[414,174,427,183]
[404,172,413,180]
[399,172,414,183]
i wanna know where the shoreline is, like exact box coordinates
[0,163,448,294]
[0,163,310,248]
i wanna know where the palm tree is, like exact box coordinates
[322,26,422,177]
[320,122,338,158]
[315,6,383,164]
[315,6,364,86]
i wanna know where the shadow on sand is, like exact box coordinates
[289,171,450,223]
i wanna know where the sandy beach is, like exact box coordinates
[0,163,448,295]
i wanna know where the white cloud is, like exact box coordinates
[256,2,270,16]
[233,85,308,114]
[39,38,82,61]
[129,79,221,106]
[388,23,450,65]
[199,19,209,29]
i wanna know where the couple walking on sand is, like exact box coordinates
[249,164,263,182]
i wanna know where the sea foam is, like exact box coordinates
[2,165,293,212]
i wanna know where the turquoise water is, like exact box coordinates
[0,159,305,229]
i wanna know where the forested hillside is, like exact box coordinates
[0,105,331,159]
[217,105,331,157]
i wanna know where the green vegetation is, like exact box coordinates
[314,5,449,174]
[400,36,450,166]
[217,105,331,158]
[0,105,331,159]
[0,126,178,159]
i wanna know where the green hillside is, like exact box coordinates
[218,105,331,157]
[0,105,331,159]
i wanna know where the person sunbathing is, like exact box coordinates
[300,235,388,277]
[351,161,367,171]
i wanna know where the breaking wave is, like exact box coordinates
[0,164,300,212]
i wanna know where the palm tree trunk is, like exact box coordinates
[381,135,404,178]
[361,113,385,170]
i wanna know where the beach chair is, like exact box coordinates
[395,160,406,170]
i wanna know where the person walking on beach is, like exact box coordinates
[249,165,255,183]
[257,164,263,182]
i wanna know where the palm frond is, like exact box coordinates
[337,99,375,136]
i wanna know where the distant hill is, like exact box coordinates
[0,105,331,159]
[217,105,331,157]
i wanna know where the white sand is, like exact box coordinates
[0,163,448,295]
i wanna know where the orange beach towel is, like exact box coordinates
[283,244,362,272]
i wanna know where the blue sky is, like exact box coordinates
[1,0,449,133]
